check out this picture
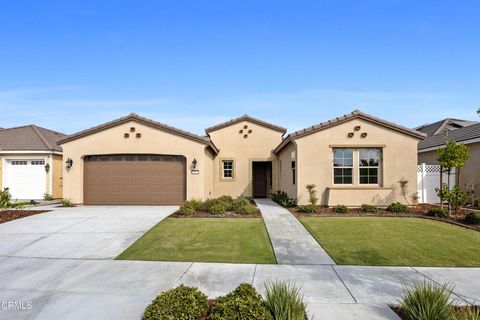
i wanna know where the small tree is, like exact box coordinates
[398,178,411,205]
[436,141,470,213]
[305,184,318,206]
[0,187,12,208]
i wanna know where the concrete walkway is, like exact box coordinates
[1,257,479,320]
[256,198,336,264]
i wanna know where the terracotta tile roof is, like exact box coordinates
[418,122,480,151]
[0,125,65,152]
[57,113,219,154]
[274,109,426,154]
[205,114,287,134]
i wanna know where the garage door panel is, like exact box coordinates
[84,154,186,205]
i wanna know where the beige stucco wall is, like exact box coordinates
[61,120,213,204]
[292,118,420,206]
[277,142,297,199]
[419,142,480,197]
[52,154,63,199]
[0,155,2,190]
[208,120,284,198]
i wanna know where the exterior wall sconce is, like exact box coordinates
[348,132,354,138]
[65,158,73,169]
[192,158,197,169]
[44,163,50,172]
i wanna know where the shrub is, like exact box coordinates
[271,191,297,208]
[142,285,208,320]
[61,198,74,207]
[452,307,480,320]
[43,193,53,201]
[386,202,409,213]
[474,199,480,208]
[208,203,226,215]
[400,282,452,320]
[235,204,257,215]
[188,198,205,211]
[232,197,252,211]
[427,208,449,218]
[264,281,306,320]
[208,283,272,320]
[436,184,469,214]
[465,212,480,224]
[0,187,12,208]
[332,205,348,213]
[305,184,318,206]
[297,204,317,213]
[360,204,378,213]
[179,202,196,215]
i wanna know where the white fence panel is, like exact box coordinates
[417,164,456,204]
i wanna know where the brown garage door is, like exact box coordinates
[84,154,186,205]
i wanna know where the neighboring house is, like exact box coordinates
[0,125,65,200]
[58,110,425,206]
[417,118,480,197]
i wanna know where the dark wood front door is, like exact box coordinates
[253,162,271,198]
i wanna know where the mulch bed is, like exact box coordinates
[289,204,480,231]
[0,210,49,224]
[171,210,262,218]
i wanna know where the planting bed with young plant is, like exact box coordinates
[173,195,261,218]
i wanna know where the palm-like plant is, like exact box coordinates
[264,281,306,320]
[400,281,453,320]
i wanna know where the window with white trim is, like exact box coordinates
[359,149,381,184]
[333,148,353,184]
[222,160,234,179]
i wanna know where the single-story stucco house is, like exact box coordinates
[416,118,480,197]
[58,110,426,206]
[0,125,65,200]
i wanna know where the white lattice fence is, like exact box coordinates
[417,164,456,204]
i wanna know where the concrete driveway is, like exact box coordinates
[0,205,177,259]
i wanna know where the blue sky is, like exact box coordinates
[0,0,479,135]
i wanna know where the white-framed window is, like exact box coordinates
[359,149,381,184]
[333,148,353,184]
[222,160,234,179]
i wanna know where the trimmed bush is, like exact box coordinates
[360,204,378,213]
[386,202,409,213]
[61,198,74,207]
[271,191,297,208]
[332,205,348,213]
[179,202,196,215]
[297,204,317,213]
[208,283,272,320]
[427,208,449,218]
[235,204,257,215]
[400,282,452,320]
[264,282,306,320]
[465,212,480,224]
[43,193,53,201]
[232,197,251,211]
[0,187,12,208]
[142,285,208,320]
[208,203,227,215]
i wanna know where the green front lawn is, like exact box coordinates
[300,217,480,267]
[116,218,276,264]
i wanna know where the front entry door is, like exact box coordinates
[253,162,271,198]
